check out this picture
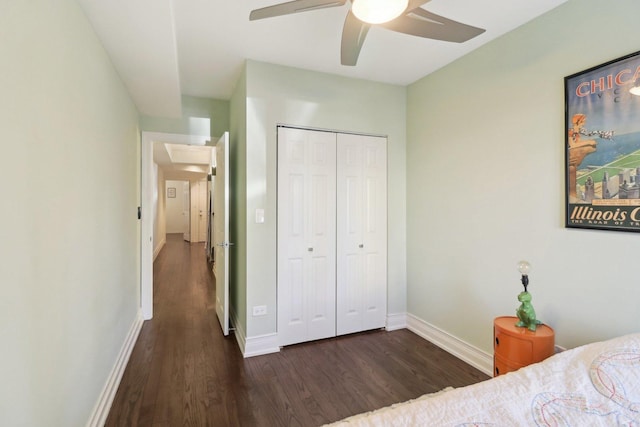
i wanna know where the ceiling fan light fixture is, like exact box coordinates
[351,0,408,24]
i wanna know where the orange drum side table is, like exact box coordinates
[493,316,555,377]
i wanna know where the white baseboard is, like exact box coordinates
[153,237,166,261]
[86,310,144,427]
[386,312,408,331]
[244,333,280,357]
[228,309,490,371]
[407,313,493,376]
[229,307,280,358]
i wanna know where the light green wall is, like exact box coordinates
[229,65,248,335]
[0,1,140,425]
[407,0,640,353]
[140,95,230,138]
[242,60,407,337]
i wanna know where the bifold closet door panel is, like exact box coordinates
[336,133,387,336]
[277,127,337,347]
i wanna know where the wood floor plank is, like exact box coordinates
[106,233,490,426]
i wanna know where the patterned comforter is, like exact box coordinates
[326,333,640,426]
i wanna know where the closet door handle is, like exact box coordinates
[358,244,364,248]
[308,247,313,252]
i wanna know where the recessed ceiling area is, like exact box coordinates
[154,142,214,181]
[77,0,567,117]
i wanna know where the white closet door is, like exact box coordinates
[278,127,337,346]
[337,133,387,335]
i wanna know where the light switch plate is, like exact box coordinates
[255,208,265,223]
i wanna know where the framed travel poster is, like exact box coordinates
[565,51,640,232]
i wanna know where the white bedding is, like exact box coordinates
[326,333,640,426]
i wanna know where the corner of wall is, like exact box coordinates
[229,305,279,358]
[386,313,408,331]
[407,313,493,376]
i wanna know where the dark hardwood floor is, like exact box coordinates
[106,233,489,426]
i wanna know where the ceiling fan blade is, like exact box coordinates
[381,8,485,42]
[250,0,346,21]
[341,10,370,66]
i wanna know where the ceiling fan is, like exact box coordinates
[249,0,485,66]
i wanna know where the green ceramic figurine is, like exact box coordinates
[515,261,542,332]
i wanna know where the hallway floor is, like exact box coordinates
[106,233,488,426]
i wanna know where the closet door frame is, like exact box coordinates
[277,125,388,347]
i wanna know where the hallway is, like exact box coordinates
[106,234,488,426]
[106,233,242,425]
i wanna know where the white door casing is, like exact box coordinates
[141,132,210,320]
[336,133,387,335]
[214,132,230,336]
[207,176,214,263]
[277,127,337,346]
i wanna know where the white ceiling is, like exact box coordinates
[77,0,182,118]
[77,0,566,118]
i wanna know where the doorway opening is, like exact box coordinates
[141,132,213,320]
[141,131,230,337]
[164,180,189,243]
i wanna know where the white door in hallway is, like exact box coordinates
[190,179,208,242]
[336,133,387,335]
[213,132,230,336]
[182,181,190,241]
[277,127,337,346]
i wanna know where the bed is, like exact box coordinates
[325,333,640,426]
